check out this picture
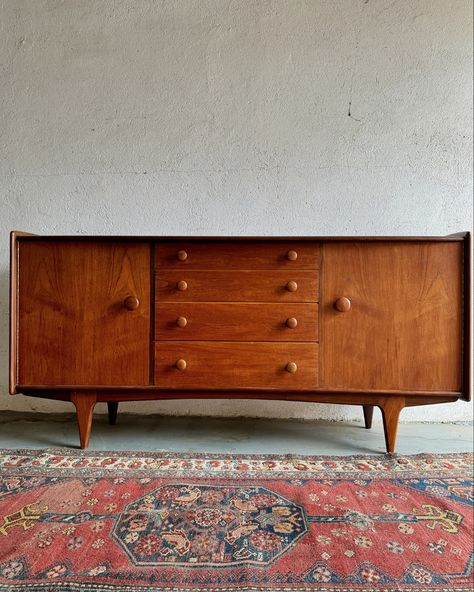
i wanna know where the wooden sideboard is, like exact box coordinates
[9,231,472,452]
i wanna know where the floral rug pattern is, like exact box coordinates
[0,449,472,591]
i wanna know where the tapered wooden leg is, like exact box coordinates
[107,402,119,425]
[378,397,405,453]
[362,405,374,429]
[71,391,97,449]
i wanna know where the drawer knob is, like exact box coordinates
[286,280,298,292]
[176,316,187,328]
[286,317,298,329]
[286,362,298,373]
[287,250,298,261]
[177,280,188,291]
[177,250,188,261]
[335,297,351,312]
[175,359,187,371]
[123,296,139,311]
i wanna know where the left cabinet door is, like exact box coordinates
[16,240,151,387]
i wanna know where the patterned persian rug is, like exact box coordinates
[0,449,472,591]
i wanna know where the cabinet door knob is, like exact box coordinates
[286,317,298,328]
[177,250,188,261]
[175,359,187,370]
[177,280,188,291]
[286,280,298,292]
[286,362,298,373]
[335,297,351,312]
[287,250,298,261]
[124,296,139,311]
[176,316,187,328]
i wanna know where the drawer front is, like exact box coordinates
[155,241,321,269]
[154,342,319,389]
[155,303,319,341]
[155,270,319,302]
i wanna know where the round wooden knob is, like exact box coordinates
[286,317,298,329]
[286,362,298,373]
[177,250,188,261]
[176,316,187,328]
[287,250,298,261]
[335,297,352,312]
[177,280,188,291]
[175,359,187,371]
[123,296,139,311]
[286,280,298,292]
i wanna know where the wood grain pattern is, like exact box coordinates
[378,396,405,453]
[18,241,151,386]
[10,232,470,452]
[71,391,96,449]
[155,241,321,269]
[20,389,458,405]
[321,241,463,391]
[154,303,319,341]
[155,270,319,302]
[462,232,472,400]
[15,384,463,396]
[9,231,38,393]
[154,342,319,389]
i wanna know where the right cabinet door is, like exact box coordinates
[321,241,463,392]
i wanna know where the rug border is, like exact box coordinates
[0,448,472,461]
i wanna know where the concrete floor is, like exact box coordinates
[0,411,472,454]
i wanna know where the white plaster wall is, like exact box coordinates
[0,0,472,422]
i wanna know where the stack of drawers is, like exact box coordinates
[153,241,321,390]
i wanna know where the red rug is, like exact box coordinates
[0,449,472,591]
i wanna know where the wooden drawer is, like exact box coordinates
[155,241,320,269]
[155,270,319,302]
[154,342,319,389]
[155,303,318,341]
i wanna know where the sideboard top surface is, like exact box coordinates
[10,230,470,242]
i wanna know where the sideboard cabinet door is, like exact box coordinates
[17,241,151,386]
[321,241,463,392]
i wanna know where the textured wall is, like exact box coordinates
[1,0,472,422]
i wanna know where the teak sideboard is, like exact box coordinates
[9,232,472,452]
